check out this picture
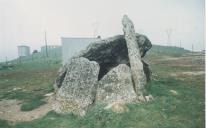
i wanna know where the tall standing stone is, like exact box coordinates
[122,15,147,101]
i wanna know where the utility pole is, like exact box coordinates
[192,44,194,53]
[165,29,173,46]
[45,31,48,58]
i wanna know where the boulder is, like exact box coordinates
[53,64,68,90]
[53,57,99,116]
[96,64,137,104]
[75,34,151,81]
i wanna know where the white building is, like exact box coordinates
[41,45,60,53]
[18,45,30,57]
[61,37,98,64]
[40,45,61,58]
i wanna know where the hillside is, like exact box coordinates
[147,45,190,56]
[0,45,204,128]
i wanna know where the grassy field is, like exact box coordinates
[0,46,204,128]
[0,60,60,111]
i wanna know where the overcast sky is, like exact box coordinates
[0,0,205,62]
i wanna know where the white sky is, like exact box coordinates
[0,0,205,62]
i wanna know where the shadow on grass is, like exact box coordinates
[20,99,46,111]
[1,90,47,111]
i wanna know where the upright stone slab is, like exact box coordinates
[53,57,100,116]
[122,15,147,101]
[96,64,137,104]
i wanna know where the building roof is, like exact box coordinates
[18,45,30,48]
[61,37,97,40]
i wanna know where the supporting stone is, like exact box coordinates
[53,57,100,116]
[96,64,137,104]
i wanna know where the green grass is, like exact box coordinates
[148,45,189,57]
[1,90,47,111]
[0,47,204,128]
[0,60,59,111]
[0,119,10,128]
[0,77,204,128]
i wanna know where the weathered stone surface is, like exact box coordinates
[75,34,151,80]
[53,57,99,116]
[96,64,137,104]
[53,15,153,116]
[122,15,147,100]
[53,64,68,90]
[142,60,151,82]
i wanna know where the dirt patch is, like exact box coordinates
[170,71,205,77]
[181,71,205,76]
[0,96,53,124]
[153,55,205,71]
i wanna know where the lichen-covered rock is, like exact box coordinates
[96,64,137,104]
[53,57,99,116]
[53,15,153,116]
[122,15,147,100]
[53,64,68,90]
[75,34,151,80]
